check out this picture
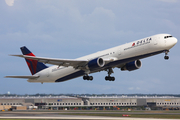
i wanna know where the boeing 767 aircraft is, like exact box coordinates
[6,34,177,83]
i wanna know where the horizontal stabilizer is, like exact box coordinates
[5,75,39,79]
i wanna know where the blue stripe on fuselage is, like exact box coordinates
[55,70,85,82]
[55,50,165,82]
[105,50,165,68]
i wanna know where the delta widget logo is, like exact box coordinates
[132,43,135,46]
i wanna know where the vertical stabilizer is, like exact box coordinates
[20,46,48,75]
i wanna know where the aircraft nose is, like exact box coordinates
[172,37,178,46]
[174,38,178,44]
[165,37,178,49]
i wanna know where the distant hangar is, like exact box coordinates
[0,95,180,110]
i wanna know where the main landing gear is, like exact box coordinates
[164,50,169,60]
[105,76,115,81]
[83,75,93,81]
[105,68,115,81]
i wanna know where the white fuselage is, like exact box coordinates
[28,34,177,83]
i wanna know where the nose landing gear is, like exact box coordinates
[164,56,169,60]
[164,50,169,60]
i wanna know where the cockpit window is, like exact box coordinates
[164,36,172,39]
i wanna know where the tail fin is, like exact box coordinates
[20,46,48,75]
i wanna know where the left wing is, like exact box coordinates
[10,55,88,68]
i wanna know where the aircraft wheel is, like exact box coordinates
[83,76,87,80]
[164,56,169,60]
[89,76,93,80]
[105,76,115,81]
[83,76,93,81]
[112,77,115,81]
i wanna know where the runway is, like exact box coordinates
[0,111,179,120]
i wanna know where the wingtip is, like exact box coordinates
[4,76,12,78]
[9,54,23,57]
[9,54,15,56]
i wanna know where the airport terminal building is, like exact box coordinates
[0,95,180,110]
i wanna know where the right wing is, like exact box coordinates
[10,55,88,68]
[10,55,118,70]
[5,75,39,79]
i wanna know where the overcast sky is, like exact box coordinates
[0,0,180,94]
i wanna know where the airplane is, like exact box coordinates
[5,34,177,83]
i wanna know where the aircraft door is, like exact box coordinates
[154,37,158,45]
[118,48,121,55]
[47,68,50,77]
[164,38,167,46]
[118,47,123,56]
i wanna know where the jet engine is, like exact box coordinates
[88,58,105,70]
[121,60,142,71]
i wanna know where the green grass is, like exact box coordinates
[0,119,67,120]
[58,113,180,119]
[1,110,180,119]
[0,119,66,120]
[131,114,180,119]
[0,119,54,120]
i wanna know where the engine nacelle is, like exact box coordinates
[121,60,142,71]
[88,58,105,70]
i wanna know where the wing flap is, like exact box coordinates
[5,75,39,79]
